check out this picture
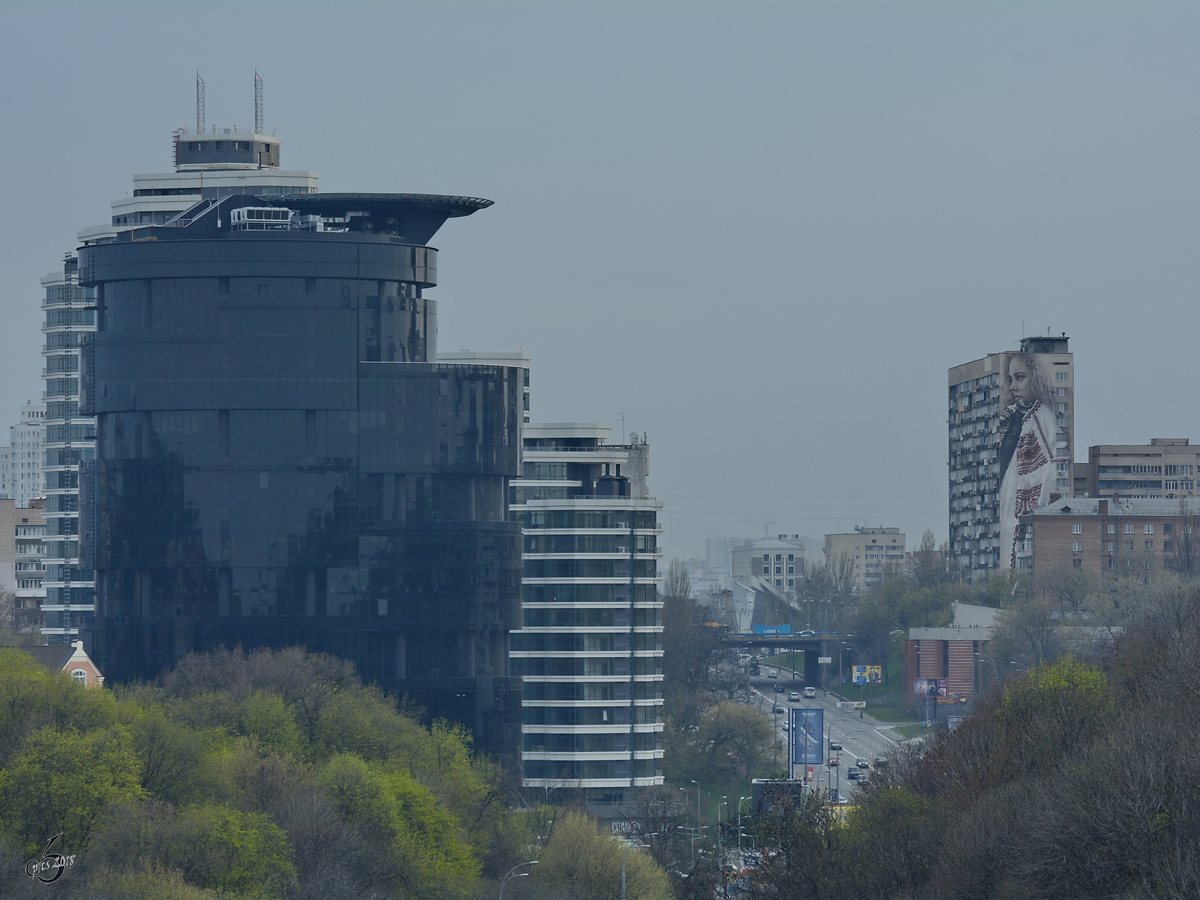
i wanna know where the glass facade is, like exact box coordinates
[509,424,664,811]
[79,195,524,753]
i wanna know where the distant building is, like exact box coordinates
[905,603,1000,708]
[1018,495,1200,586]
[705,536,748,571]
[0,499,46,635]
[21,640,104,688]
[1075,438,1200,500]
[824,527,905,593]
[509,423,664,814]
[0,403,46,506]
[949,336,1074,580]
[732,536,805,594]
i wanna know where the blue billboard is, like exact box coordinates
[790,708,824,766]
[753,624,792,635]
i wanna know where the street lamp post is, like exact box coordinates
[621,834,657,900]
[975,652,998,696]
[498,860,537,900]
[1010,660,1030,674]
[737,796,751,857]
[717,798,728,900]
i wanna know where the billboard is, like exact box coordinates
[753,624,792,635]
[996,349,1070,568]
[790,708,824,766]
[852,665,882,685]
[913,678,947,698]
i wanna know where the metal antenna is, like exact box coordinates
[254,70,263,134]
[196,72,206,134]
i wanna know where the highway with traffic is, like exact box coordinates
[746,663,904,800]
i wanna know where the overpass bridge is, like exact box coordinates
[719,633,857,684]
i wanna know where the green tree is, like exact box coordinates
[527,810,672,900]
[320,753,479,899]
[0,725,144,856]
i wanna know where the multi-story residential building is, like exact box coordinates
[509,423,664,814]
[0,499,46,634]
[0,403,46,506]
[1017,495,1200,586]
[824,527,906,593]
[41,258,96,645]
[40,84,320,647]
[1074,438,1200,500]
[732,536,805,593]
[949,335,1074,580]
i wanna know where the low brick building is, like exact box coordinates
[1018,496,1199,591]
[905,603,999,710]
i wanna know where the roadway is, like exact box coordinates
[746,664,903,800]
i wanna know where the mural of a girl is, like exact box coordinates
[997,351,1065,567]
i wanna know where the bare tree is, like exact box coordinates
[663,557,692,600]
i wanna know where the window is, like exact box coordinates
[762,554,769,562]
[1108,558,1115,569]
[1055,372,1068,382]
[1056,416,1067,427]
[762,566,769,575]
[1182,465,1194,476]
[1107,541,1115,552]
[1166,481,1179,491]
[1164,523,1174,535]
[774,579,782,587]
[1145,524,1155,534]
[1072,523,1082,534]
[1125,524,1135,534]
[775,554,782,562]
[787,553,795,562]
[787,578,795,587]
[1145,541,1154,552]
[787,566,795,575]
[1107,524,1116,535]
[1164,541,1174,553]
[775,567,782,575]
[1125,541,1135,551]
[71,669,87,685]
[1166,466,1179,476]
[1072,541,1082,553]
[1057,403,1068,413]
[1055,387,1068,396]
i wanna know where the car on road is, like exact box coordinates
[856,758,869,769]
[767,669,778,678]
[774,683,784,693]
[829,741,842,751]
[782,722,789,731]
[773,704,784,713]
[797,629,816,636]
[828,757,839,767]
[788,692,800,702]
[846,767,861,780]
[803,686,816,698]
[874,757,889,767]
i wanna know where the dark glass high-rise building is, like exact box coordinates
[79,192,524,753]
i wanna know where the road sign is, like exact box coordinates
[836,701,866,709]
[818,656,832,664]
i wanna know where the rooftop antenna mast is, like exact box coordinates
[196,72,206,134]
[254,70,263,134]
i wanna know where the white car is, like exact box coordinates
[767,669,778,678]
[803,686,816,698]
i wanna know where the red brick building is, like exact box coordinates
[1018,496,1199,593]
[904,603,999,710]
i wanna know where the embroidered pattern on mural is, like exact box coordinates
[1015,486,1042,516]
[1016,431,1048,476]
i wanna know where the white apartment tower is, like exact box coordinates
[509,423,664,814]
[40,75,319,644]
[0,403,46,506]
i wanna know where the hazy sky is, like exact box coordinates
[2,2,1197,562]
